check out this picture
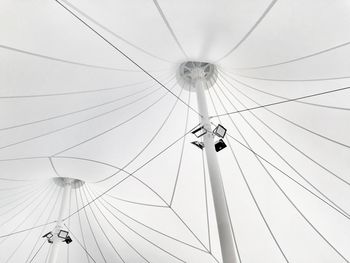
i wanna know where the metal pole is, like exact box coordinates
[192,68,238,263]
[48,179,72,263]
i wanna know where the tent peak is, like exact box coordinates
[177,61,218,91]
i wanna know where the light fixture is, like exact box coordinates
[58,230,69,239]
[215,139,227,152]
[191,141,204,150]
[213,124,227,138]
[42,232,53,239]
[64,236,73,244]
[191,126,207,138]
[42,231,54,243]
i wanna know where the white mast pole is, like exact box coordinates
[48,178,72,263]
[192,67,238,263]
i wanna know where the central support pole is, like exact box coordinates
[192,68,238,263]
[48,178,72,263]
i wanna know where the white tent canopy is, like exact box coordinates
[1,0,350,262]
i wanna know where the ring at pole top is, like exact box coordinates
[177,61,218,91]
[53,177,85,189]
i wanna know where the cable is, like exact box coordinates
[0,182,52,229]
[24,186,62,262]
[60,128,191,229]
[74,187,91,263]
[78,187,107,262]
[232,40,350,70]
[152,0,188,58]
[0,183,45,210]
[60,0,174,64]
[220,70,350,111]
[94,76,184,183]
[0,44,144,72]
[55,0,200,116]
[207,82,251,263]
[216,0,279,61]
[0,221,56,239]
[0,76,175,153]
[64,224,97,263]
[28,240,46,263]
[81,186,125,262]
[85,185,150,263]
[0,73,173,132]
[52,156,167,207]
[94,192,186,262]
[220,75,350,150]
[0,78,156,99]
[211,85,350,117]
[226,133,350,262]
[218,73,350,186]
[209,93,349,263]
[215,77,350,219]
[52,78,179,156]
[8,186,60,263]
[234,72,350,82]
[169,83,191,205]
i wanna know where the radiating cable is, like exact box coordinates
[210,91,349,262]
[96,194,186,262]
[0,181,53,229]
[0,73,173,132]
[220,70,350,112]
[169,83,191,205]
[78,186,107,262]
[232,40,350,70]
[225,132,350,262]
[61,129,191,225]
[74,187,91,263]
[215,76,350,219]
[94,76,184,183]
[0,76,175,153]
[207,82,249,263]
[219,74,350,149]
[60,0,174,64]
[28,240,46,263]
[152,0,188,58]
[85,185,150,263]
[81,185,125,263]
[211,84,350,117]
[234,73,350,82]
[55,0,200,116]
[0,78,156,99]
[53,156,167,207]
[216,0,279,62]
[64,224,97,263]
[24,186,62,262]
[8,186,60,263]
[218,73,350,186]
[95,173,210,253]
[52,78,179,156]
[0,44,144,72]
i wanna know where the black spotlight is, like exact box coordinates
[64,236,73,244]
[42,232,53,239]
[213,124,227,138]
[42,231,53,243]
[215,139,227,152]
[191,126,207,138]
[191,141,205,150]
[58,230,69,239]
